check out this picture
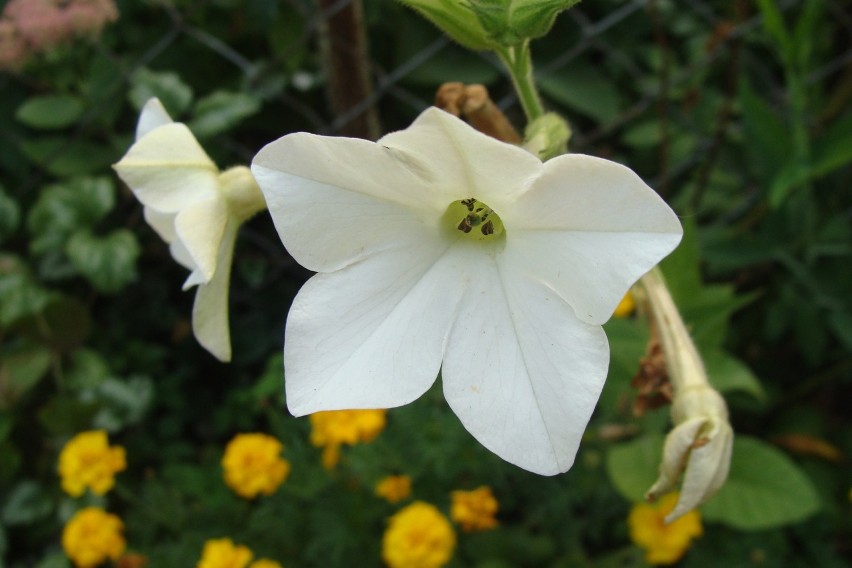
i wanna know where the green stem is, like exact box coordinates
[497,41,545,123]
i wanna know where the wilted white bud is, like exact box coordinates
[639,267,734,523]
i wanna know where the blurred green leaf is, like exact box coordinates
[539,63,621,123]
[188,91,261,138]
[15,95,85,130]
[65,349,111,391]
[35,554,72,568]
[37,396,100,436]
[20,138,118,177]
[738,79,789,181]
[15,296,91,352]
[27,176,115,255]
[0,187,20,245]
[66,229,140,293]
[1,481,53,526]
[129,68,194,117]
[702,436,820,530]
[0,345,52,408]
[605,433,664,502]
[0,255,53,327]
[92,376,154,431]
[703,350,766,401]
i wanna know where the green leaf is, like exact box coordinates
[539,63,621,124]
[37,396,100,436]
[188,91,261,138]
[1,481,53,526]
[0,255,53,327]
[702,436,820,530]
[702,350,766,401]
[15,296,91,352]
[15,94,85,130]
[755,0,792,58]
[66,229,140,293]
[20,138,118,177]
[738,79,790,181]
[27,177,115,254]
[0,186,20,246]
[0,345,52,408]
[605,434,664,502]
[65,349,111,391]
[35,555,72,568]
[93,376,154,431]
[129,68,194,116]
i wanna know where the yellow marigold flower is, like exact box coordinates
[450,486,499,532]
[375,475,412,504]
[222,433,291,499]
[383,501,455,568]
[248,560,283,568]
[62,507,126,568]
[308,409,387,468]
[628,492,703,565]
[58,430,126,497]
[197,538,253,568]
[613,290,636,318]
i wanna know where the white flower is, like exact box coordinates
[113,98,265,362]
[251,108,682,475]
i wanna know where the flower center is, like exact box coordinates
[442,198,504,241]
[219,165,267,222]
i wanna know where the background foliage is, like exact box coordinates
[0,0,850,566]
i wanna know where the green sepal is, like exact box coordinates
[395,0,499,51]
[468,0,582,47]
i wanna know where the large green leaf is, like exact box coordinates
[539,63,621,124]
[703,350,766,402]
[15,94,85,130]
[701,436,821,530]
[605,433,664,503]
[66,229,140,293]
[468,0,581,46]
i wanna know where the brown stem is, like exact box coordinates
[314,0,380,139]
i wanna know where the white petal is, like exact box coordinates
[174,196,228,282]
[192,220,238,362]
[283,240,471,415]
[169,239,198,274]
[252,159,440,273]
[667,422,733,522]
[442,254,610,475]
[113,123,219,213]
[136,98,173,141]
[379,107,543,212]
[143,207,177,243]
[503,154,682,324]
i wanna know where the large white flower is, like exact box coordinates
[251,108,682,475]
[113,98,265,362]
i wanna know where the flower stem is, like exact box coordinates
[638,267,708,393]
[497,42,545,123]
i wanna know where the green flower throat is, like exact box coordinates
[443,198,504,241]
